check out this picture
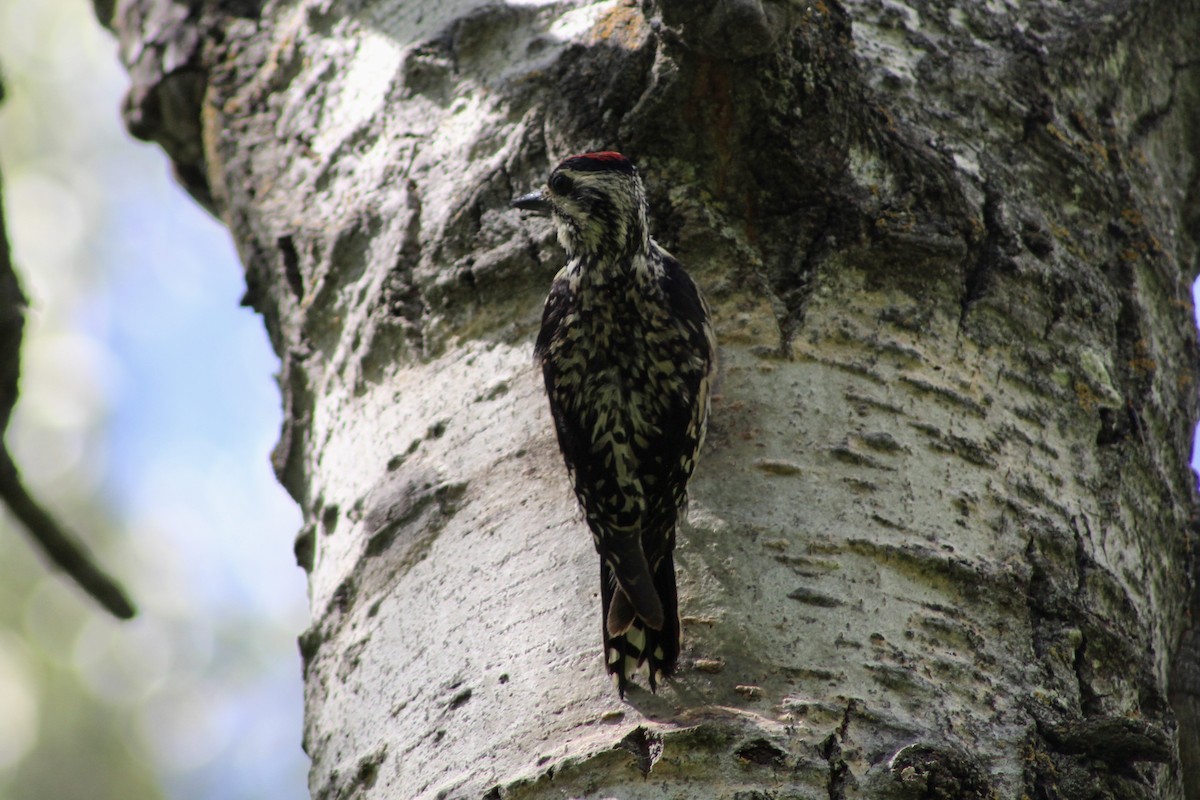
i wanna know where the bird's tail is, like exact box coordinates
[600,552,680,696]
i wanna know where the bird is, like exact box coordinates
[513,152,716,695]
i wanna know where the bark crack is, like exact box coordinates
[1130,57,1200,141]
[818,699,857,800]
[959,182,1017,331]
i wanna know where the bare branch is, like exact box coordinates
[0,94,135,620]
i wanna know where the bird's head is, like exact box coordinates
[513,152,649,261]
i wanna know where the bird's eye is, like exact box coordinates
[549,173,574,195]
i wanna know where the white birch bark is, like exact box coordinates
[110,0,1200,797]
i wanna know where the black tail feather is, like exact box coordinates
[600,552,680,696]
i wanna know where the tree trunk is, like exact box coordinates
[108,0,1200,797]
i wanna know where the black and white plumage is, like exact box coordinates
[513,152,716,695]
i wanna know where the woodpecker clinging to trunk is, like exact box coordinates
[513,152,716,695]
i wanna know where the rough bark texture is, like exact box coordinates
[108,0,1200,797]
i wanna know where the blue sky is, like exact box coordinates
[0,0,310,797]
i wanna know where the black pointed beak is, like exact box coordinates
[512,189,551,215]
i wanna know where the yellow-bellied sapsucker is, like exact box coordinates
[513,152,716,695]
